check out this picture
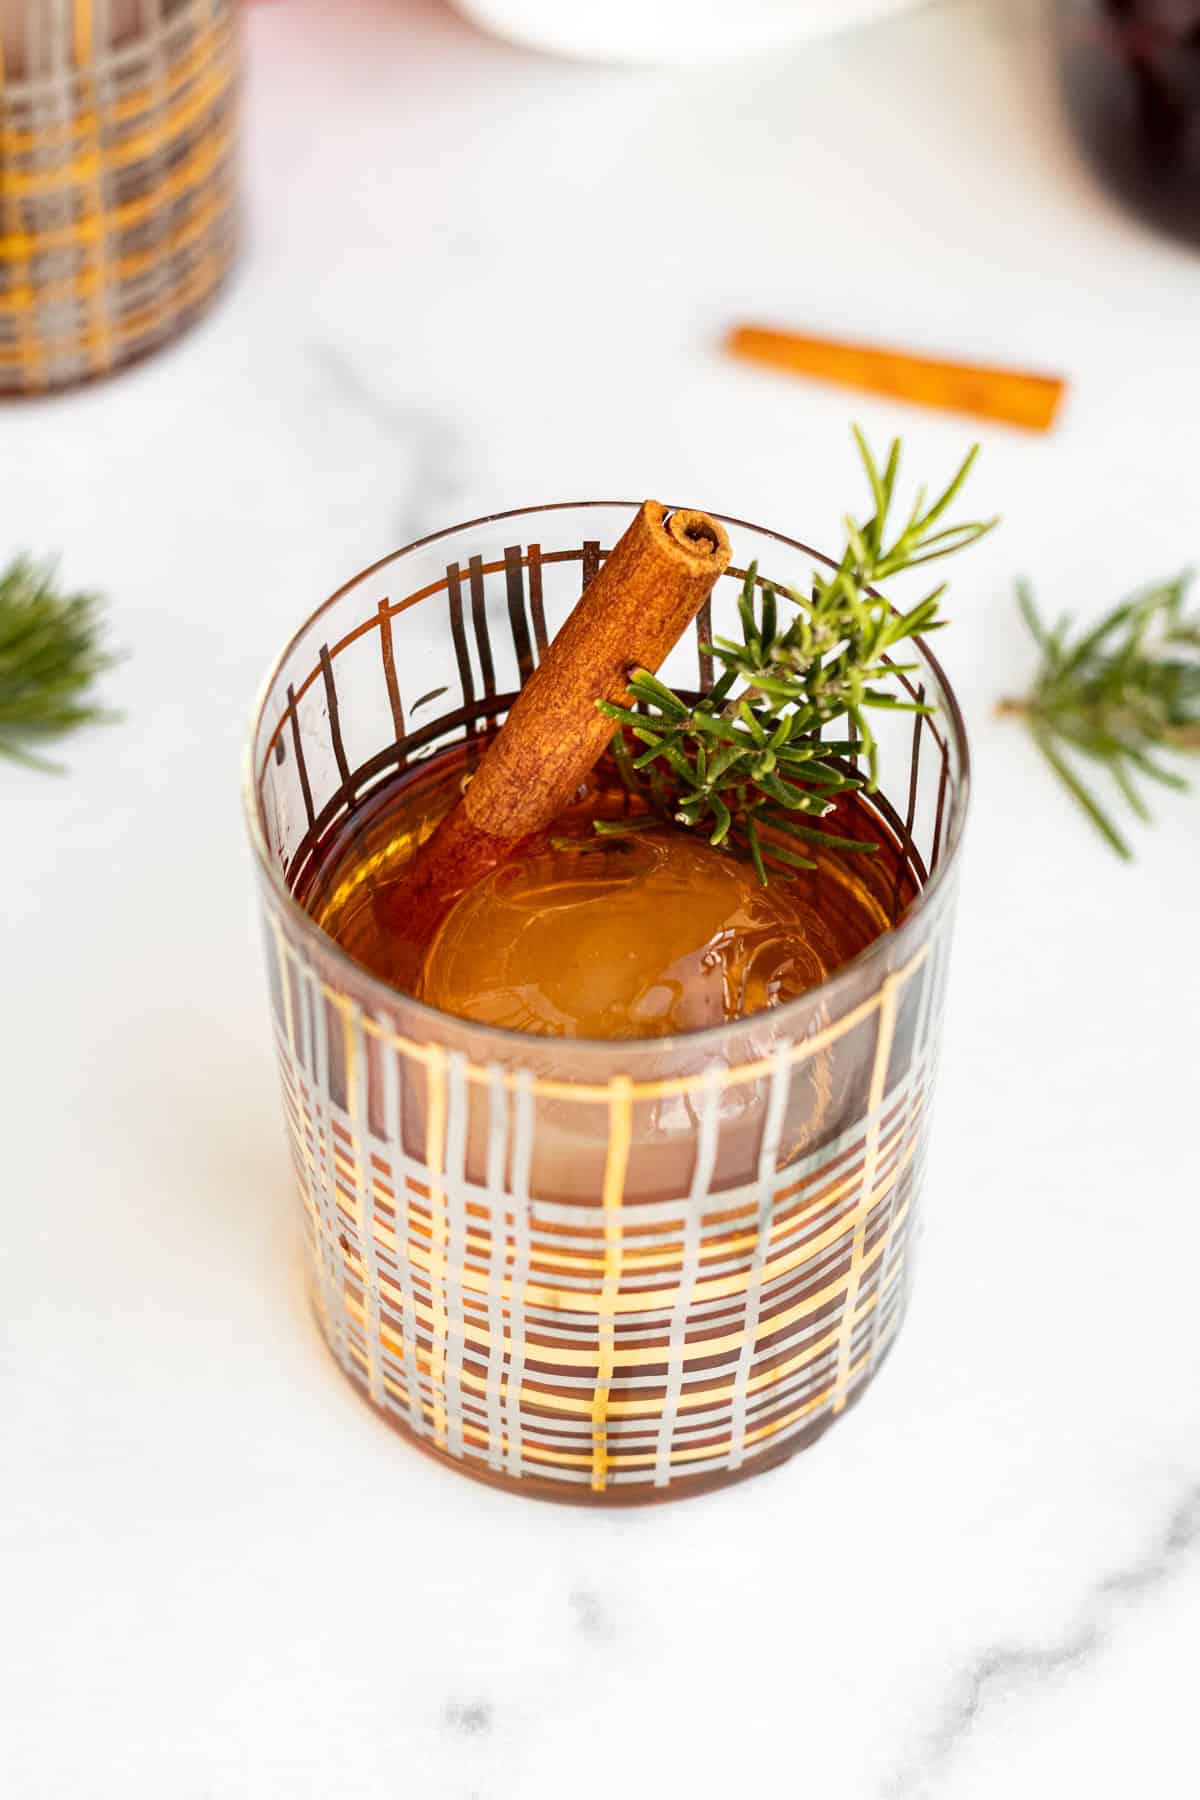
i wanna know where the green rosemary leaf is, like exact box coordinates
[875,523,996,576]
[844,515,874,572]
[1124,747,1189,791]
[745,813,768,887]
[643,740,698,783]
[740,672,809,702]
[686,711,736,740]
[706,744,749,785]
[592,815,659,836]
[709,792,732,846]
[762,811,880,852]
[886,595,945,643]
[853,424,889,545]
[595,431,993,880]
[1054,596,1145,679]
[597,700,651,731]
[611,726,639,793]
[756,771,830,813]
[760,584,778,651]
[775,763,861,791]
[806,739,862,757]
[855,711,879,788]
[759,839,818,871]
[1031,725,1132,860]
[628,670,691,718]
[878,436,902,517]
[923,444,981,524]
[1110,756,1152,821]
[1006,572,1200,856]
[773,744,826,768]
[901,482,928,543]
[860,661,921,680]
[738,701,768,746]
[0,556,119,771]
[860,691,936,714]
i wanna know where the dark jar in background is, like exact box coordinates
[1058,1,1200,246]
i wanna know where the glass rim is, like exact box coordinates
[242,499,971,1055]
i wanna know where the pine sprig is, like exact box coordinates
[1001,571,1200,859]
[0,556,119,772]
[597,430,996,881]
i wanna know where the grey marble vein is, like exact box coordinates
[569,1586,613,1642]
[310,340,465,543]
[885,1478,1200,1798]
[442,1698,494,1741]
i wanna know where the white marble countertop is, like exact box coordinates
[5,0,1200,1793]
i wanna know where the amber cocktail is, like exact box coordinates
[244,503,968,1502]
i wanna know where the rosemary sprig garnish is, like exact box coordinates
[0,556,118,772]
[597,429,996,882]
[1000,571,1200,859]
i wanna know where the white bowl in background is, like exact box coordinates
[449,0,930,64]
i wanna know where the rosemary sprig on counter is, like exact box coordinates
[1000,571,1200,859]
[0,556,118,771]
[597,430,996,883]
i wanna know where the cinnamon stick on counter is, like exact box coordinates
[727,324,1066,433]
[385,501,731,959]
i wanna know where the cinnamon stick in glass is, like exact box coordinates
[727,323,1066,433]
[383,501,731,959]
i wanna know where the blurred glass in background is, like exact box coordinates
[0,0,239,395]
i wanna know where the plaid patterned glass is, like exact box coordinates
[244,504,970,1503]
[0,0,239,394]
